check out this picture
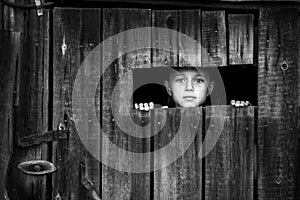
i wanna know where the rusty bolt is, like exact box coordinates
[34,165,41,172]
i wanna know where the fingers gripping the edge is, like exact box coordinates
[230,100,251,107]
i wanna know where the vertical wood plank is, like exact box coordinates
[0,0,29,32]
[53,8,101,200]
[0,31,21,200]
[204,106,254,200]
[297,9,300,200]
[154,107,202,200]
[178,10,202,67]
[228,14,254,65]
[201,11,227,67]
[102,8,151,200]
[257,8,298,200]
[152,10,179,67]
[6,9,50,200]
[79,9,102,199]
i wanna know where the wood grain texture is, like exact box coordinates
[0,31,21,200]
[6,9,50,200]
[154,107,202,200]
[298,10,300,110]
[228,14,254,65]
[152,10,179,67]
[297,11,300,200]
[53,8,101,200]
[204,106,254,200]
[201,11,227,67]
[178,10,202,67]
[257,8,298,200]
[102,8,151,200]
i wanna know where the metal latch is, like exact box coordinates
[18,130,69,147]
[17,160,56,175]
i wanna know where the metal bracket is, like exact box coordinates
[18,130,69,147]
[34,0,43,16]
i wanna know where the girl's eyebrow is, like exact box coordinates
[194,74,205,78]
[172,74,185,78]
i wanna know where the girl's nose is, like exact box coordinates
[185,81,194,91]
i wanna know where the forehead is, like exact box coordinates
[169,69,210,80]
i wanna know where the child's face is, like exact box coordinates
[164,69,214,108]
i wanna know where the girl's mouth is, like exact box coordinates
[183,96,196,100]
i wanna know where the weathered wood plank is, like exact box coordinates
[257,8,298,200]
[102,8,151,200]
[296,10,300,200]
[204,106,254,200]
[152,10,179,67]
[6,9,50,200]
[178,10,201,67]
[0,31,21,200]
[201,11,227,67]
[154,107,202,200]
[53,8,101,200]
[228,14,254,65]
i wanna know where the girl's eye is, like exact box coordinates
[176,79,186,83]
[194,79,205,84]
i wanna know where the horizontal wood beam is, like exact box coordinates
[53,0,300,9]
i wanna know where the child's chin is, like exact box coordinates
[180,102,199,108]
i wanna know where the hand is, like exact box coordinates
[134,102,154,111]
[230,100,251,107]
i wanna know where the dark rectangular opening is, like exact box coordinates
[133,66,257,107]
